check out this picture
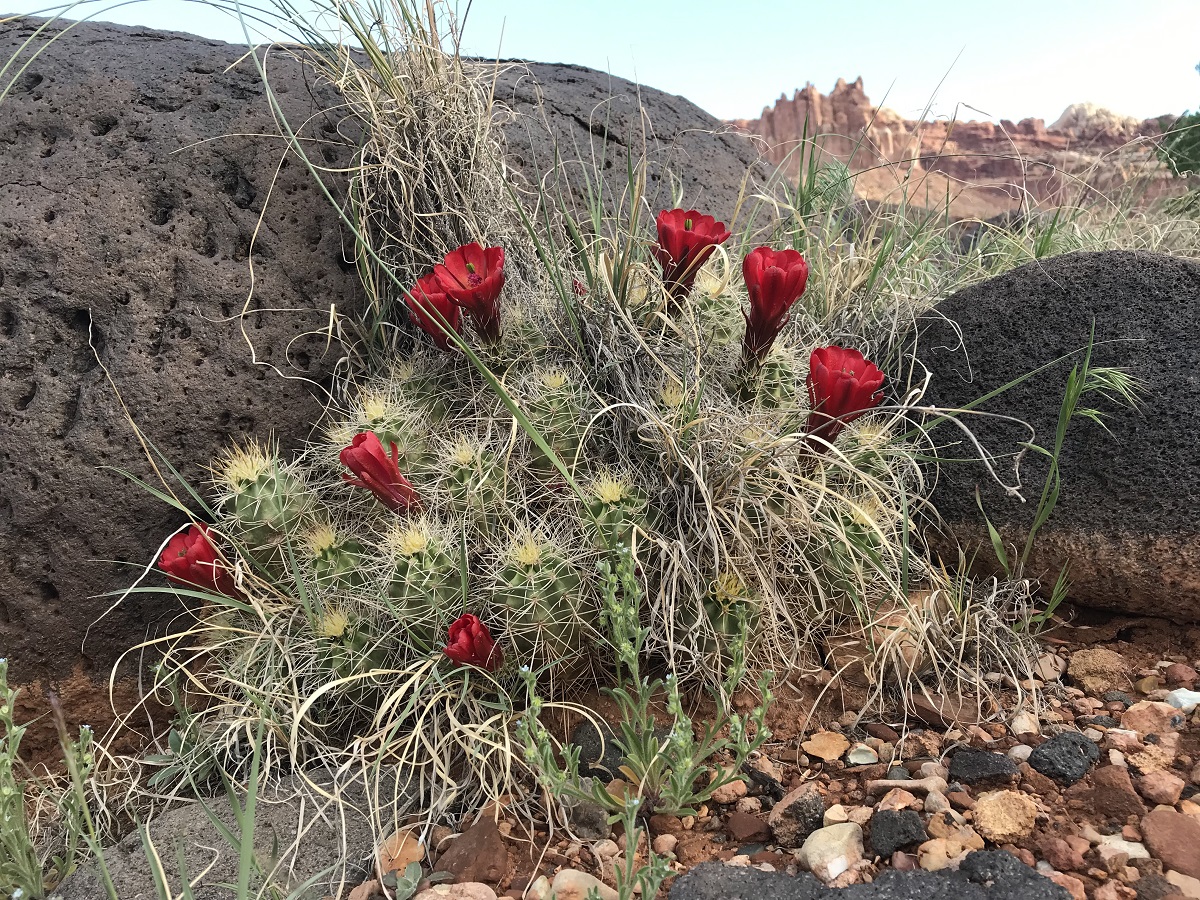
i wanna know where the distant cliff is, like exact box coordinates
[732,78,1174,218]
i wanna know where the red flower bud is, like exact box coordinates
[340,431,421,513]
[804,345,885,449]
[741,246,809,364]
[443,613,503,672]
[158,523,239,596]
[433,242,505,344]
[653,208,731,303]
[406,272,463,351]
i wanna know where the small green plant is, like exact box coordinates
[1,659,44,899]
[520,547,772,900]
[976,329,1141,630]
[1158,64,1200,176]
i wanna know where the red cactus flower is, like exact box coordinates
[804,346,885,449]
[741,246,810,365]
[433,242,505,343]
[653,208,732,303]
[159,523,239,596]
[444,613,503,672]
[406,272,463,351]
[340,431,420,513]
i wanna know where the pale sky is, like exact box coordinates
[6,0,1200,124]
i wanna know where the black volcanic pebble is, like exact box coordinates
[948,749,1018,787]
[1027,732,1101,785]
[869,809,928,857]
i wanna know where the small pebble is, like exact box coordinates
[1007,744,1033,763]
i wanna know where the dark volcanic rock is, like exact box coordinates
[568,718,670,781]
[1027,732,1101,785]
[670,851,1070,900]
[868,809,928,857]
[918,250,1200,622]
[0,17,358,747]
[767,783,827,848]
[493,63,765,227]
[948,749,1019,788]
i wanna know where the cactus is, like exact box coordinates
[355,389,431,475]
[526,369,586,476]
[384,521,460,650]
[492,535,583,665]
[752,351,800,409]
[315,607,386,685]
[442,439,501,525]
[217,442,311,545]
[678,571,761,662]
[585,472,645,549]
[305,523,367,589]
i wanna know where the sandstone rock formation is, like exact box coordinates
[733,79,1172,219]
[918,250,1200,622]
[0,18,762,748]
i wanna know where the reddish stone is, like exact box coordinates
[725,811,771,843]
[1164,663,1198,688]
[948,791,976,810]
[1019,762,1060,795]
[1049,872,1087,900]
[865,722,901,743]
[1137,770,1186,806]
[1141,808,1200,879]
[649,814,682,835]
[433,816,508,885]
[1037,834,1086,872]
[1066,766,1145,826]
[1122,701,1184,737]
[1094,882,1137,900]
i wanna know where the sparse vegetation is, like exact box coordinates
[2,2,1198,898]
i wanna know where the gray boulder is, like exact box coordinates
[494,61,765,227]
[919,250,1200,622]
[0,17,360,753]
[52,771,388,899]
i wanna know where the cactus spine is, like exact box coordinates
[494,536,582,664]
[305,523,367,589]
[218,442,311,546]
[385,521,459,649]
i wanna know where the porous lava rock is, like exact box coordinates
[0,17,360,751]
[867,809,928,858]
[1027,732,1101,785]
[494,62,765,227]
[948,749,1018,788]
[670,851,1072,900]
[919,251,1200,622]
